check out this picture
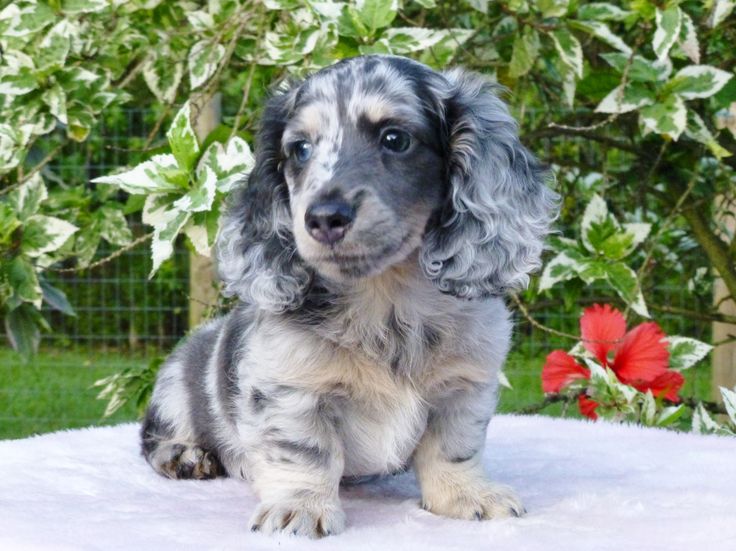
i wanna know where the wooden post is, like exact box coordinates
[712,197,736,399]
[189,94,221,329]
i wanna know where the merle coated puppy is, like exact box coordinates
[141,55,557,538]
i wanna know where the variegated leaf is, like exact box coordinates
[669,65,733,100]
[142,50,183,104]
[188,40,225,90]
[550,28,583,78]
[8,173,47,222]
[166,101,200,173]
[721,387,736,426]
[653,6,681,61]
[595,83,655,114]
[570,20,631,54]
[576,3,630,21]
[538,251,587,290]
[21,215,78,257]
[668,337,713,370]
[150,208,190,276]
[639,95,687,140]
[92,154,185,194]
[678,12,699,64]
[709,0,735,28]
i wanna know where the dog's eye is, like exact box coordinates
[380,130,411,153]
[292,141,313,163]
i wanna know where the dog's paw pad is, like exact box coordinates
[250,501,345,538]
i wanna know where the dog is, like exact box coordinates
[141,54,558,538]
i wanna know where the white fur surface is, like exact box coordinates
[1,415,735,551]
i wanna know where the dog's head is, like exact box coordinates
[217,55,558,311]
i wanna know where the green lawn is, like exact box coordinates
[0,345,713,440]
[0,348,142,440]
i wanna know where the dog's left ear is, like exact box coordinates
[421,68,559,299]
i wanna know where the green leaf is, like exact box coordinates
[92,154,185,194]
[569,20,631,54]
[196,136,254,192]
[509,26,540,78]
[4,305,42,361]
[150,208,191,276]
[7,256,42,308]
[668,336,713,370]
[414,0,436,7]
[7,173,47,222]
[41,84,68,125]
[40,279,76,316]
[0,203,21,245]
[188,40,225,90]
[684,110,731,159]
[37,19,75,71]
[653,6,681,61]
[0,124,33,174]
[600,53,671,83]
[0,63,37,96]
[0,2,55,38]
[655,405,685,427]
[356,0,398,34]
[173,166,217,213]
[639,94,687,140]
[720,387,736,426]
[382,27,456,54]
[142,50,184,104]
[595,82,655,114]
[577,2,631,21]
[62,0,109,14]
[538,250,589,290]
[549,28,583,78]
[167,102,200,173]
[667,65,733,100]
[692,403,720,434]
[709,0,734,28]
[97,207,133,246]
[604,262,649,317]
[20,215,78,258]
[536,0,568,17]
[678,11,699,64]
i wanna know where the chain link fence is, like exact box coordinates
[0,109,713,439]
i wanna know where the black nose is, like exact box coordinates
[305,200,355,245]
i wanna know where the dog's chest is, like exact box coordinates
[333,379,427,477]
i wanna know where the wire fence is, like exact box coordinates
[0,109,714,439]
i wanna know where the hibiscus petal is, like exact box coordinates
[542,350,590,393]
[580,304,626,366]
[613,322,670,384]
[578,394,599,420]
[634,370,685,402]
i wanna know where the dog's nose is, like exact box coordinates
[305,200,354,245]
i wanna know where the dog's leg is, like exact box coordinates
[246,387,345,538]
[413,380,524,520]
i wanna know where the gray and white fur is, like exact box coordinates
[141,55,558,538]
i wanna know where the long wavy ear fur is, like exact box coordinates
[421,68,559,299]
[216,86,312,312]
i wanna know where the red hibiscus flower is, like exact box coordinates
[541,304,682,419]
[578,395,599,420]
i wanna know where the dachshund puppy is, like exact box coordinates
[141,55,558,538]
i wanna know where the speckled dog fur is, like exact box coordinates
[141,55,558,538]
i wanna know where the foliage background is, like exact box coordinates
[1,0,735,436]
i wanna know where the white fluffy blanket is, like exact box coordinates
[1,415,735,551]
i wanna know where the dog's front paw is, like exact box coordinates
[422,478,525,521]
[249,499,346,538]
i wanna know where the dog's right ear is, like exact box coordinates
[216,85,312,312]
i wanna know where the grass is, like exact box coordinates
[0,344,714,440]
[0,348,143,440]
